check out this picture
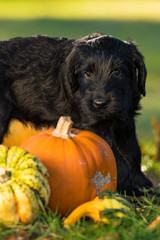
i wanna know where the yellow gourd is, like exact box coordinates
[0,145,50,225]
[64,191,132,225]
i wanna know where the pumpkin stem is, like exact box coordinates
[52,116,75,139]
[0,167,11,183]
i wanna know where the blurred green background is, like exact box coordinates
[0,0,160,143]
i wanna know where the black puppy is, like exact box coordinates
[0,33,152,195]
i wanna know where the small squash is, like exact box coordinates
[21,116,117,215]
[64,191,132,225]
[0,145,50,224]
[3,120,42,147]
[148,215,160,229]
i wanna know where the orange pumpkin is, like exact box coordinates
[21,116,117,215]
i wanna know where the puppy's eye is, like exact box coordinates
[113,70,121,77]
[84,72,91,78]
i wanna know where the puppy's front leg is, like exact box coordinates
[103,128,142,196]
[113,119,153,188]
[83,123,142,196]
[112,144,142,196]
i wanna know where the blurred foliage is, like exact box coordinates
[0,0,160,21]
[140,120,160,184]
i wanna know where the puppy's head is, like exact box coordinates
[65,35,147,123]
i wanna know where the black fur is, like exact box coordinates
[0,33,152,195]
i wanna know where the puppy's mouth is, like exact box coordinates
[86,98,128,121]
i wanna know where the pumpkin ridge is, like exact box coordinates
[72,136,114,196]
[75,134,117,192]
[74,139,98,200]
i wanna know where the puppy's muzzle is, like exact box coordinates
[93,98,108,108]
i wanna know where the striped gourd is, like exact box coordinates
[64,191,132,225]
[0,145,50,225]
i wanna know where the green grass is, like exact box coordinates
[1,187,160,240]
[0,18,160,142]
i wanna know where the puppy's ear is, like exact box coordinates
[65,51,80,97]
[67,65,79,94]
[129,42,147,96]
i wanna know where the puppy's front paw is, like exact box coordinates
[134,172,153,188]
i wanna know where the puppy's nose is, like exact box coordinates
[93,98,108,108]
